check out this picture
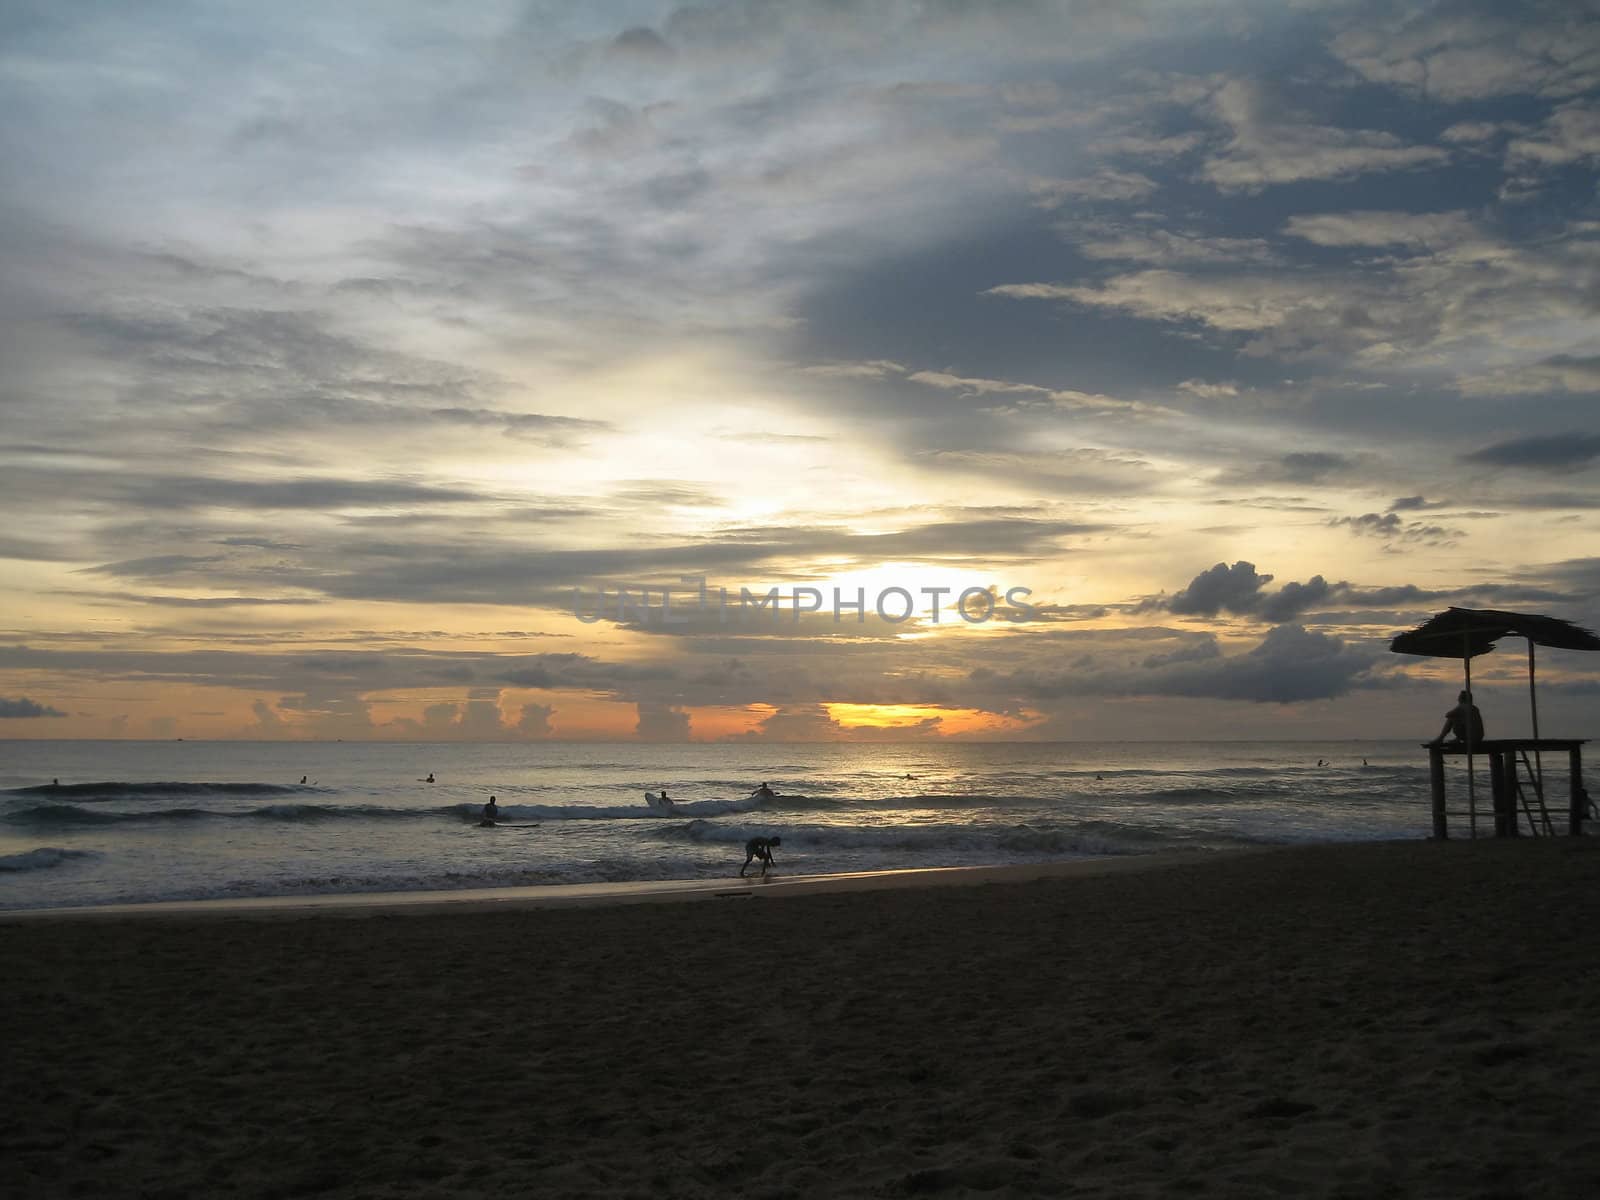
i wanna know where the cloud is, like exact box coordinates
[250,698,284,733]
[1030,170,1158,205]
[1330,7,1600,102]
[1157,561,1466,623]
[986,216,1599,369]
[1460,354,1600,396]
[635,701,691,742]
[83,554,225,580]
[1166,561,1273,617]
[1217,452,1355,487]
[1330,512,1461,546]
[1068,226,1277,266]
[1199,79,1448,192]
[1462,432,1600,472]
[979,623,1378,704]
[1283,211,1475,248]
[517,703,555,737]
[0,696,67,718]
[1506,102,1600,168]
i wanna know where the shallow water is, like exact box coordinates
[0,739,1461,909]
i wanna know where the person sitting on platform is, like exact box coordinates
[1429,690,1485,748]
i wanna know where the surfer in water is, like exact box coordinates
[740,836,781,877]
[480,795,500,826]
[754,781,775,799]
[424,772,436,783]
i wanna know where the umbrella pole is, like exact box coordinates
[1464,635,1476,838]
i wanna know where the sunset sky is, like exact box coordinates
[3,0,1599,742]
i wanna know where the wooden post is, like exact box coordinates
[1463,643,1476,837]
[1429,744,1447,839]
[1570,745,1587,837]
[1489,749,1508,837]
[1529,641,1545,807]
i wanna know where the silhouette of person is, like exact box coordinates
[299,776,308,785]
[480,795,499,826]
[425,772,435,783]
[754,782,775,798]
[740,836,781,877]
[1430,690,1485,748]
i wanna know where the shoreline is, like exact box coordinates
[0,847,1255,921]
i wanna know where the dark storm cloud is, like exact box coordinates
[1329,512,1462,546]
[975,623,1378,704]
[1165,561,1274,617]
[0,696,67,718]
[1152,562,1573,626]
[1462,432,1600,472]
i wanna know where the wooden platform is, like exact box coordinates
[1424,738,1590,838]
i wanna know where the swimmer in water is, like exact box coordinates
[480,795,499,826]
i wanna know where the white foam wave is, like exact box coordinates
[0,846,98,872]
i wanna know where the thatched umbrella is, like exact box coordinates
[1391,607,1600,833]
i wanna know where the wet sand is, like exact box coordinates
[5,839,1600,1198]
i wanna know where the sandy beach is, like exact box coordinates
[5,839,1600,1199]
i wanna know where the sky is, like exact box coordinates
[2,0,1599,743]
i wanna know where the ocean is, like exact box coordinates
[0,739,1449,911]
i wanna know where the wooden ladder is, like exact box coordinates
[1511,750,1555,836]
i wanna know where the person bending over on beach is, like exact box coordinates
[740,836,781,877]
[480,795,499,826]
[1429,690,1485,748]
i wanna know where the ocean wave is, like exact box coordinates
[664,817,1218,857]
[0,846,99,872]
[3,802,460,826]
[3,804,211,825]
[4,781,323,801]
[3,797,765,827]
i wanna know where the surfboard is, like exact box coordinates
[479,821,539,828]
